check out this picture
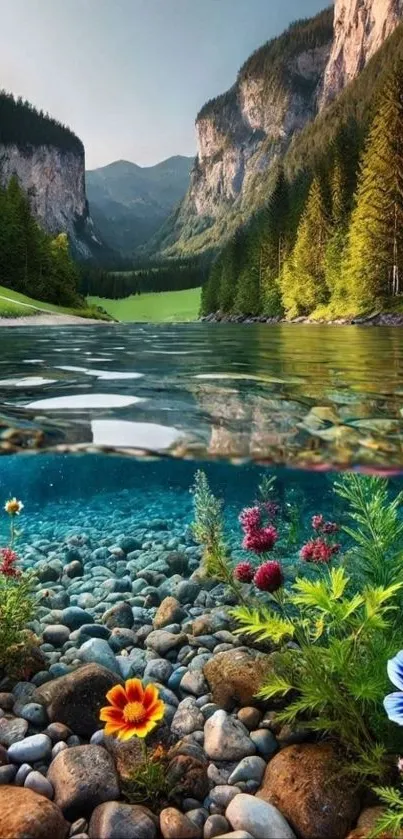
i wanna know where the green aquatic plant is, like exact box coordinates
[232,567,403,782]
[334,474,403,588]
[0,572,36,675]
[191,470,244,601]
[121,748,171,811]
[256,474,278,504]
[370,785,403,838]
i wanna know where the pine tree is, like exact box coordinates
[344,59,403,310]
[259,168,289,316]
[234,224,261,316]
[280,177,330,317]
[201,257,221,315]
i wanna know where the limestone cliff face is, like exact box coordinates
[158,9,334,254]
[188,43,331,221]
[0,144,100,258]
[320,0,403,108]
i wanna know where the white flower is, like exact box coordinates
[4,498,24,516]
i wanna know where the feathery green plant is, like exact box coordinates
[232,567,403,781]
[257,474,277,503]
[370,786,403,837]
[191,470,244,600]
[334,474,403,587]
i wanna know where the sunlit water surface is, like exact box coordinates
[1,322,403,470]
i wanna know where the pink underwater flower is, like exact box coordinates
[254,560,284,593]
[234,562,255,584]
[242,525,279,554]
[300,538,340,564]
[239,507,261,532]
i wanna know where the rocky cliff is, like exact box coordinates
[153,9,333,256]
[0,92,101,259]
[0,143,100,258]
[156,0,403,258]
[320,0,403,109]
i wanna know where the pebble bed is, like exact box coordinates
[0,479,368,839]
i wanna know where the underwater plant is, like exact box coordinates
[334,474,403,588]
[0,497,37,677]
[232,567,403,782]
[191,470,246,601]
[4,496,24,549]
[100,678,170,811]
[300,513,340,564]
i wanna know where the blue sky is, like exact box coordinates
[0,0,331,169]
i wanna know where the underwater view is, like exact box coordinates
[0,323,403,839]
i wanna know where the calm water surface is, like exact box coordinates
[0,322,403,470]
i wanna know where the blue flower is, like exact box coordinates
[384,651,403,725]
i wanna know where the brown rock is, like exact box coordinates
[104,722,174,782]
[160,807,202,839]
[89,802,157,839]
[237,707,262,730]
[153,597,185,629]
[34,663,122,737]
[166,753,209,802]
[258,743,361,839]
[47,744,119,820]
[203,649,272,711]
[0,785,69,839]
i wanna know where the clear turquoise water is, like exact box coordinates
[1,321,403,595]
[1,322,403,469]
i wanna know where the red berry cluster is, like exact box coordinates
[235,502,283,593]
[300,539,340,564]
[300,514,340,564]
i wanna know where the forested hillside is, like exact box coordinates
[0,90,83,152]
[201,24,403,320]
[0,176,83,306]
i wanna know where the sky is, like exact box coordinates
[0,0,330,170]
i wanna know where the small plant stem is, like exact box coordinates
[9,517,15,549]
[141,738,148,768]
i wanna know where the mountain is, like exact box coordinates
[0,91,101,259]
[86,155,194,256]
[155,0,403,258]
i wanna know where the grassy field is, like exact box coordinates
[0,285,111,320]
[89,287,201,322]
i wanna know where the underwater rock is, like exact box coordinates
[34,663,122,737]
[237,708,262,731]
[226,794,296,839]
[345,806,403,838]
[89,802,157,839]
[145,630,187,656]
[78,638,120,675]
[166,751,209,802]
[171,698,205,737]
[102,602,134,630]
[24,770,54,799]
[160,807,202,839]
[8,733,52,764]
[203,650,272,711]
[43,625,70,647]
[203,814,230,838]
[154,597,185,629]
[0,717,28,747]
[204,711,255,761]
[64,560,84,578]
[0,785,69,838]
[228,756,267,786]
[61,607,93,630]
[257,743,361,839]
[47,744,119,820]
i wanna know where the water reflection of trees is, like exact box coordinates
[192,325,403,469]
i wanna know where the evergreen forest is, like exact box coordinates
[0,177,83,306]
[201,54,403,320]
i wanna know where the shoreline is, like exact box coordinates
[0,313,111,327]
[200,312,403,326]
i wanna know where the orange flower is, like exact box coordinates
[99,678,165,741]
